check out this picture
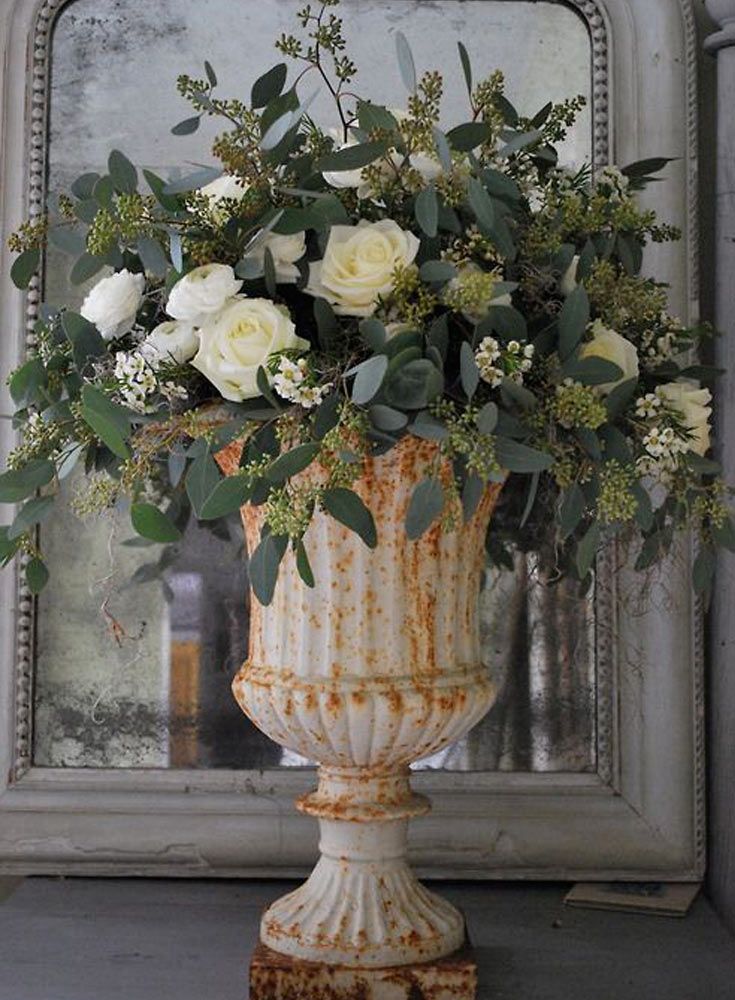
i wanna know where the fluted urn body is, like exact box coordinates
[218,437,501,968]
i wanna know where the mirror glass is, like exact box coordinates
[33,0,596,771]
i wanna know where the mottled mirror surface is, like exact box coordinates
[33,0,596,771]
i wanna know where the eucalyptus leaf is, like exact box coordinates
[266,443,321,483]
[71,172,100,199]
[576,522,601,578]
[296,539,315,588]
[186,451,221,516]
[351,355,389,405]
[411,410,449,441]
[251,63,288,108]
[360,318,387,351]
[406,477,444,539]
[70,253,106,286]
[80,385,131,459]
[467,177,495,233]
[446,122,489,151]
[314,297,339,351]
[432,126,453,172]
[249,530,288,605]
[0,459,55,503]
[495,438,553,473]
[48,227,87,255]
[137,236,168,276]
[457,41,473,96]
[498,128,543,157]
[462,472,484,521]
[61,311,106,370]
[460,341,480,400]
[322,487,377,548]
[171,116,201,136]
[9,495,55,540]
[418,260,456,284]
[316,141,387,173]
[395,30,417,92]
[200,475,252,519]
[131,502,182,543]
[369,404,408,431]
[558,285,590,360]
[415,185,438,237]
[560,483,586,539]
[10,249,39,290]
[476,402,499,434]
[163,166,221,195]
[563,356,624,386]
[25,556,49,594]
[384,358,443,410]
[108,149,138,193]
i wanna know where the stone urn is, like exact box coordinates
[217,436,500,969]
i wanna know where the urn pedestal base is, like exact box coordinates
[249,933,478,1000]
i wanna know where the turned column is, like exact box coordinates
[705,0,735,934]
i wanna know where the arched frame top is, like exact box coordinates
[0,0,704,880]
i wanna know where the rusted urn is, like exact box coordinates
[217,436,501,968]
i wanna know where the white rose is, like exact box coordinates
[657,381,713,456]
[191,296,309,402]
[244,232,306,284]
[199,175,249,221]
[166,263,242,325]
[305,219,420,317]
[560,254,580,297]
[579,319,639,395]
[141,320,199,364]
[80,269,145,341]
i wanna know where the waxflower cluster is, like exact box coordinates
[1,0,730,605]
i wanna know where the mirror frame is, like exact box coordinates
[0,0,704,879]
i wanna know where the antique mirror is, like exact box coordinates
[0,0,703,879]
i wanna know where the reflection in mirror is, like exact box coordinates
[33,0,595,771]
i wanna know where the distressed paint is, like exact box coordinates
[217,438,501,967]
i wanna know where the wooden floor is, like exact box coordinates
[0,877,733,999]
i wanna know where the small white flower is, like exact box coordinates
[523,344,536,359]
[507,340,521,355]
[635,393,662,420]
[81,269,145,341]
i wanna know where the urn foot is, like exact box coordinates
[260,767,465,968]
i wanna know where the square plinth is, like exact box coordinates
[249,937,477,1000]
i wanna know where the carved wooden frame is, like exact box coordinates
[0,0,704,879]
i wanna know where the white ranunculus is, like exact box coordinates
[579,319,639,395]
[191,296,309,402]
[80,269,145,341]
[657,381,713,456]
[141,320,199,364]
[560,254,580,297]
[199,175,249,220]
[305,219,420,318]
[166,263,242,325]
[244,232,306,284]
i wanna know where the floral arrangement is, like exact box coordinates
[1,0,732,605]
